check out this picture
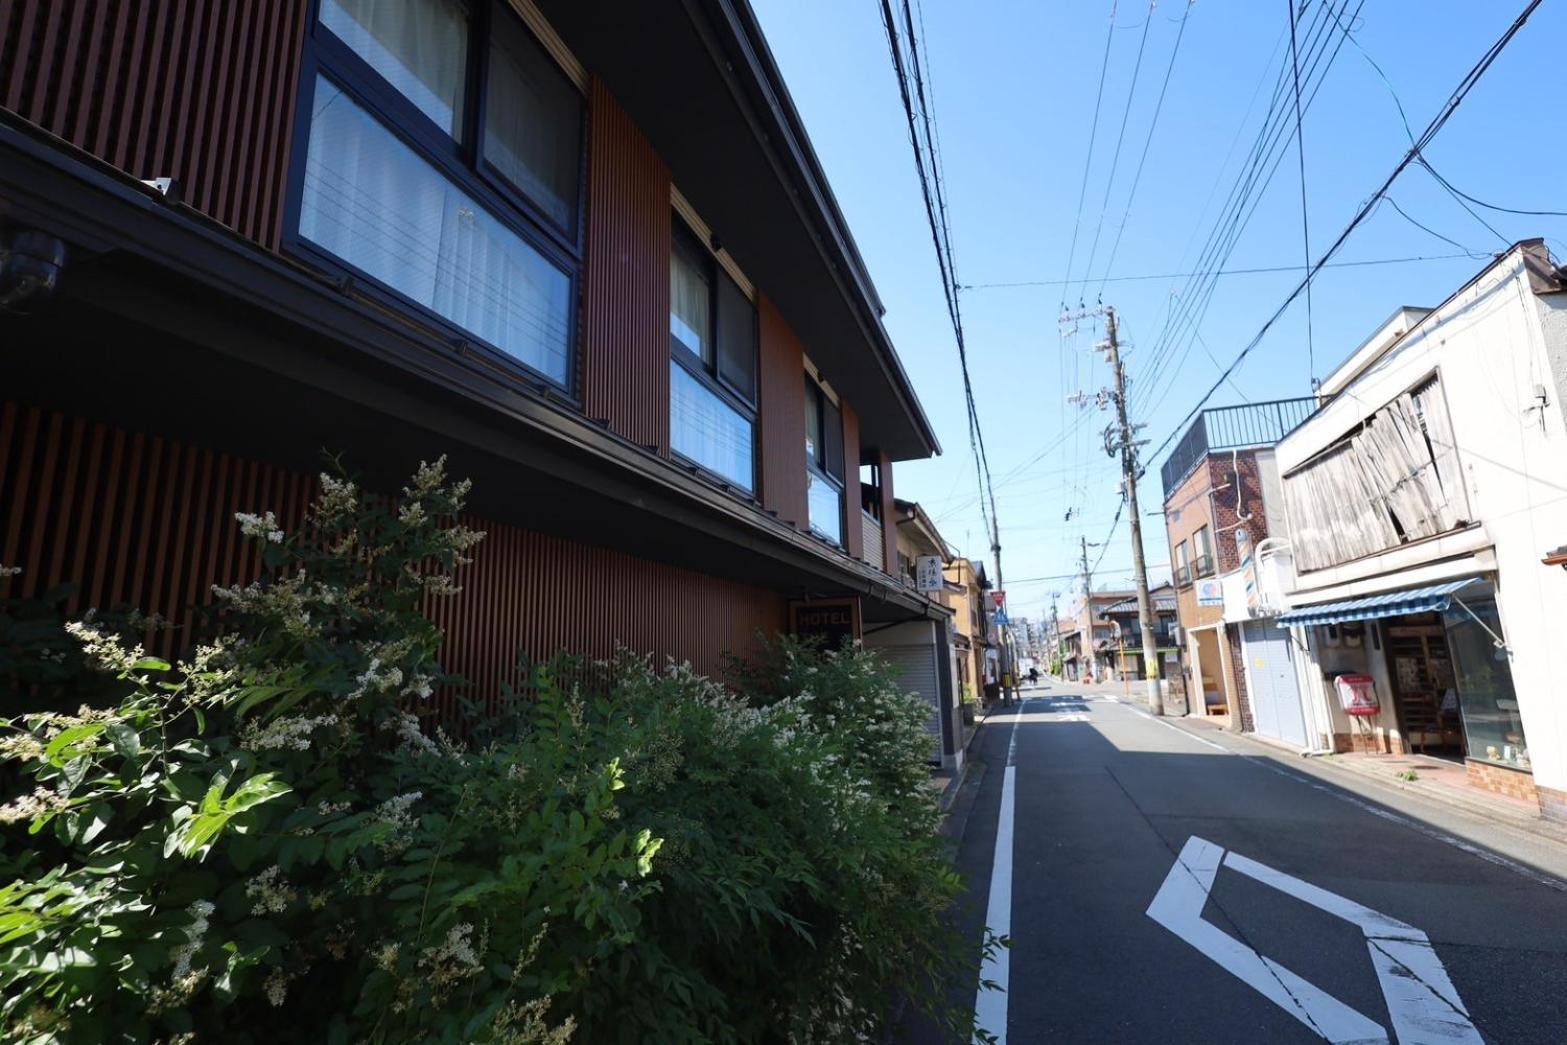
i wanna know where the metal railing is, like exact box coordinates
[1174,564,1192,587]
[1159,398,1318,499]
[1193,553,1215,578]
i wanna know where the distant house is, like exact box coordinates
[1097,584,1181,683]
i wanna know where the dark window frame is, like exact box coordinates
[668,217,758,493]
[283,0,588,396]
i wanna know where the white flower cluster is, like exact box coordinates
[0,563,20,577]
[0,733,45,762]
[0,786,71,825]
[264,966,292,1007]
[234,510,285,543]
[246,865,297,916]
[350,658,399,699]
[64,619,147,675]
[170,900,215,979]
[317,799,352,816]
[239,713,339,752]
[373,792,423,853]
[315,473,360,521]
[422,922,482,971]
[383,710,439,757]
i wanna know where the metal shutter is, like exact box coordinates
[877,643,943,763]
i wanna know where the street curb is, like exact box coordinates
[1167,717,1567,846]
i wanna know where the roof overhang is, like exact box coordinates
[533,0,938,462]
[0,116,942,625]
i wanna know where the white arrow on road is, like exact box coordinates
[1147,836,1482,1044]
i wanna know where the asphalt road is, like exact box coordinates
[929,685,1567,1044]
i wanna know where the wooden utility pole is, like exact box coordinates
[1078,536,1094,682]
[1100,307,1165,714]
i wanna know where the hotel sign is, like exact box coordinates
[789,597,863,649]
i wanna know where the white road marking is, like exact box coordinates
[1150,837,1484,1043]
[1224,853,1483,1044]
[973,701,1023,1043]
[1147,838,1388,1043]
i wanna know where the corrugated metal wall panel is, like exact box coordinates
[0,403,786,710]
[0,0,308,250]
[757,293,807,529]
[841,401,863,560]
[581,76,671,453]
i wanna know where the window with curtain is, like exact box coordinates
[804,375,845,545]
[319,0,469,139]
[668,219,756,490]
[300,0,584,391]
[483,9,583,234]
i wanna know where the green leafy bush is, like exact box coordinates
[0,461,988,1043]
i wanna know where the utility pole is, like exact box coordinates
[1099,307,1165,715]
[989,511,1017,707]
[1079,535,1095,682]
[1050,591,1061,679]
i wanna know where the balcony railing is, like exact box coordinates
[1174,564,1192,587]
[1193,553,1214,579]
[1159,398,1318,500]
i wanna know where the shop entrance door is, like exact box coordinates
[1240,620,1307,747]
[1384,614,1463,757]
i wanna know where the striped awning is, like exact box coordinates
[1275,577,1481,628]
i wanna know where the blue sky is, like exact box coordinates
[749,0,1567,626]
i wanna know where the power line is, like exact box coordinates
[1285,0,1317,388]
[1418,158,1567,218]
[1074,0,1158,308]
[1132,0,1359,416]
[1144,0,1547,472]
[1379,195,1489,257]
[1094,0,1198,299]
[958,251,1476,290]
[1059,1,1120,311]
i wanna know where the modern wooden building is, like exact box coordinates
[0,0,948,709]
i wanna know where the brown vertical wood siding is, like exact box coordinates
[877,450,898,574]
[0,0,308,250]
[581,76,672,454]
[1,402,785,708]
[757,293,807,529]
[841,402,863,560]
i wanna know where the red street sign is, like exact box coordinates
[991,590,1006,608]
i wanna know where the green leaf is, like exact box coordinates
[131,656,172,672]
[104,721,142,760]
[44,723,106,767]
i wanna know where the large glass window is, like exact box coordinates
[319,0,469,139]
[808,470,843,546]
[805,375,845,545]
[300,79,571,383]
[669,220,756,491]
[670,362,754,491]
[300,0,583,390]
[1443,598,1529,770]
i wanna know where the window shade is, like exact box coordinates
[320,0,469,139]
[716,273,756,401]
[484,9,582,234]
[823,396,844,481]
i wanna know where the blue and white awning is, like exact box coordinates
[1274,577,1481,628]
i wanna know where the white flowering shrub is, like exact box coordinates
[1,462,989,1043]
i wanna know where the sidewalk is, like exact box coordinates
[1175,715,1567,845]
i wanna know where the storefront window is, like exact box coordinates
[1442,599,1529,770]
